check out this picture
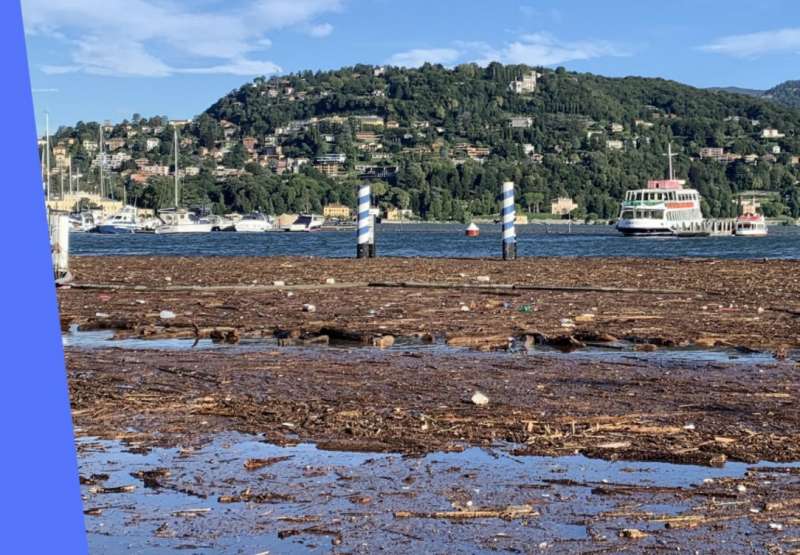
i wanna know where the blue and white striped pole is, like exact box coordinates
[501,180,517,260]
[357,183,372,258]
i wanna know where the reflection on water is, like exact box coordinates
[78,432,800,553]
[70,223,800,259]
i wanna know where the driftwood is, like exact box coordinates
[68,282,368,292]
[69,280,692,296]
[370,281,691,295]
[394,504,537,520]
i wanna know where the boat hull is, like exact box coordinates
[234,222,271,232]
[154,224,213,234]
[95,225,137,234]
[617,228,675,236]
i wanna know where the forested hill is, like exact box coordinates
[53,64,800,220]
[711,80,800,109]
[764,80,800,109]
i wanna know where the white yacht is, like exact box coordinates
[209,214,238,231]
[154,208,213,234]
[69,211,96,232]
[152,127,213,234]
[287,214,325,232]
[95,205,143,234]
[234,212,273,232]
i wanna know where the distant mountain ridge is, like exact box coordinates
[709,80,800,108]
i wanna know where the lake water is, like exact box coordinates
[70,223,800,259]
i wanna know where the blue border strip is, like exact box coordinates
[0,2,87,552]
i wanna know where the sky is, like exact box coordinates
[22,0,800,132]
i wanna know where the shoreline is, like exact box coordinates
[63,255,800,550]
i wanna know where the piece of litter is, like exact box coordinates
[471,391,489,406]
[159,310,176,320]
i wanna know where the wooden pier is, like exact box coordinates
[672,218,736,237]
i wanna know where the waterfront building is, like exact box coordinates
[551,197,578,216]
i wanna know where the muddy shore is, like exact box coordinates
[61,256,800,551]
[67,346,800,464]
[61,256,800,352]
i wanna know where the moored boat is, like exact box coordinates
[154,208,213,234]
[735,213,768,237]
[69,211,97,232]
[234,212,273,232]
[286,214,324,232]
[95,205,143,234]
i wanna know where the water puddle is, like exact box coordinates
[527,343,781,365]
[63,325,789,365]
[63,325,279,352]
[77,432,800,553]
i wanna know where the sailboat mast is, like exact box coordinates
[99,125,105,197]
[68,156,73,195]
[668,143,674,181]
[45,111,51,201]
[174,126,179,207]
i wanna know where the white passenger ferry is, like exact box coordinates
[616,179,704,236]
[617,144,705,236]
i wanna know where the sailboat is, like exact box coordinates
[154,127,212,234]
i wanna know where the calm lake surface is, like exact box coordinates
[70,223,800,259]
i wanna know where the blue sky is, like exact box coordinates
[22,0,800,131]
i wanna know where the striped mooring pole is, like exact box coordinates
[357,183,374,258]
[501,181,517,260]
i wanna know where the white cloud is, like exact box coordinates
[386,48,461,68]
[519,6,563,23]
[389,33,626,69]
[475,33,626,66]
[251,0,342,28]
[700,28,800,58]
[21,0,341,76]
[307,23,334,38]
[178,59,283,76]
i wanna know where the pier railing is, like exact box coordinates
[670,218,736,237]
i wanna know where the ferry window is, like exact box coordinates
[622,210,633,219]
[654,210,664,219]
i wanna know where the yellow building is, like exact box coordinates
[46,193,154,217]
[384,208,413,221]
[323,203,352,220]
[46,193,123,215]
[551,197,578,216]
